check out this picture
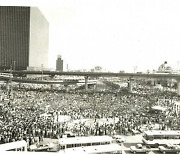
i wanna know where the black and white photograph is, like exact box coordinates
[0,0,180,153]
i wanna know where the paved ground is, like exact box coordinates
[38,133,178,154]
[38,138,59,152]
[124,134,143,143]
[39,134,144,152]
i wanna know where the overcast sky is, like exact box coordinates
[1,0,180,72]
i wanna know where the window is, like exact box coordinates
[60,146,65,149]
[82,143,88,147]
[75,144,81,147]
[92,142,100,145]
[147,135,154,141]
[67,144,72,148]
[154,135,162,139]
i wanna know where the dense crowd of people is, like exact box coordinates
[0,79,179,149]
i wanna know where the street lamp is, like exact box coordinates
[8,64,13,99]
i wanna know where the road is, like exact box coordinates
[37,134,179,154]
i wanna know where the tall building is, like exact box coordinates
[0,6,49,70]
[56,55,63,72]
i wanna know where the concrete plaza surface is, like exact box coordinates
[124,134,143,143]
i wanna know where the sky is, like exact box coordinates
[1,0,180,72]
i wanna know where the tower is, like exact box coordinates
[56,55,63,72]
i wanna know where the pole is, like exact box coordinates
[128,78,133,93]
[85,76,88,91]
[8,65,13,98]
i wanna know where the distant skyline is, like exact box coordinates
[1,0,180,72]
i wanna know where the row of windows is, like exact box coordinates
[144,135,180,141]
[60,141,111,149]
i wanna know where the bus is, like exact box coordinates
[150,106,166,113]
[0,140,27,151]
[130,143,152,154]
[0,73,13,78]
[159,143,180,153]
[58,136,115,150]
[142,130,180,147]
[59,143,122,154]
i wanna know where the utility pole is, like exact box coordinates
[8,64,13,99]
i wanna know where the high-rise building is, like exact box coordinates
[0,6,49,70]
[56,55,63,72]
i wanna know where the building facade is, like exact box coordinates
[56,55,63,72]
[29,7,49,69]
[0,6,49,70]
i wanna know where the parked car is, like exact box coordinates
[130,144,151,153]
[29,142,54,151]
[159,144,180,153]
[113,135,126,143]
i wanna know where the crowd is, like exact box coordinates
[0,79,179,149]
